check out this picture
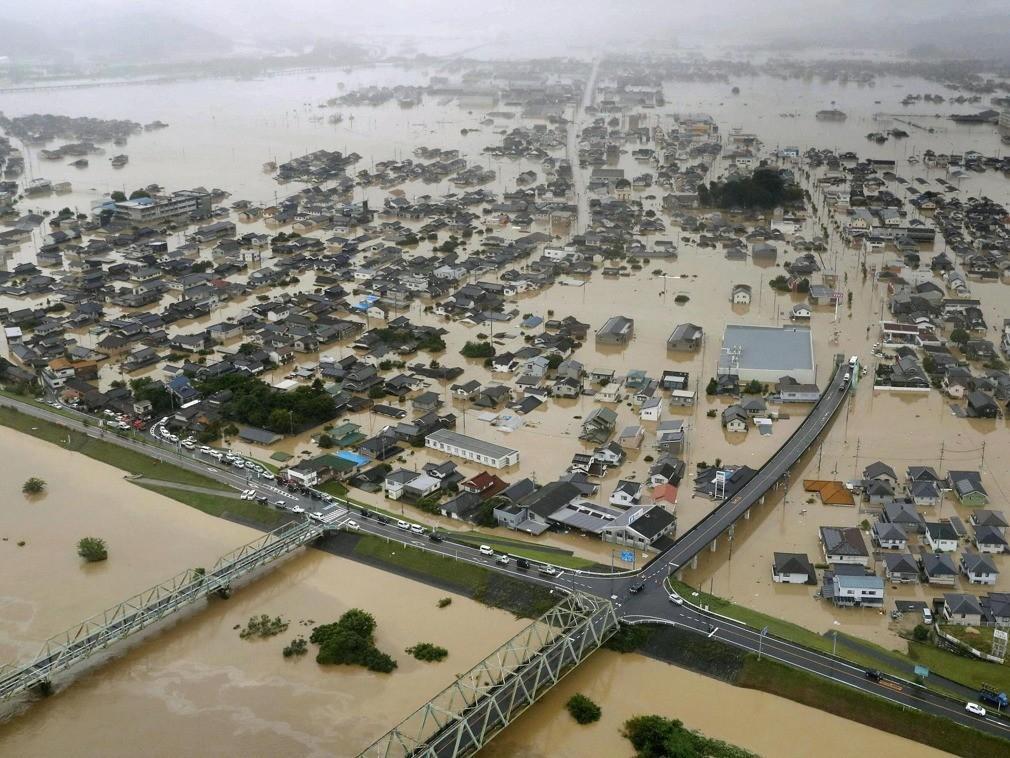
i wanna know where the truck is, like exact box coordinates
[979,683,1008,709]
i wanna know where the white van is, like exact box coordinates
[396,520,410,530]
[410,524,425,535]
[848,355,858,367]
[479,545,494,556]
[922,608,933,624]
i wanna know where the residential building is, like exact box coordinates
[772,553,814,584]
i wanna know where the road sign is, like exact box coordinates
[620,551,634,563]
[914,665,929,679]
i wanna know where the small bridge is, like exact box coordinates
[0,518,327,701]
[358,593,619,758]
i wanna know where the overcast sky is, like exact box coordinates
[3,1,1010,60]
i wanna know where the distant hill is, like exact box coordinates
[0,11,232,65]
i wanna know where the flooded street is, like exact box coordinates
[482,650,945,758]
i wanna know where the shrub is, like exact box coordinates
[22,477,46,495]
[239,614,289,639]
[437,597,452,608]
[77,537,108,562]
[283,637,308,657]
[460,341,495,358]
[318,433,334,448]
[406,642,448,662]
[566,693,602,724]
[912,624,930,642]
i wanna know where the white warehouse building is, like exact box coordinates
[424,429,519,469]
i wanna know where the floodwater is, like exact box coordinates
[0,430,531,755]
[482,650,947,758]
[2,56,1010,746]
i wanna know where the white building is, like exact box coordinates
[424,429,519,469]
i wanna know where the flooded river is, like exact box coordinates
[482,650,946,758]
[0,430,531,755]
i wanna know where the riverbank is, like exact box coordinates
[622,621,1009,757]
[319,532,559,619]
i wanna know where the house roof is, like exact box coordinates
[873,521,907,541]
[519,481,581,519]
[802,480,855,505]
[962,552,998,575]
[863,461,897,481]
[944,592,984,615]
[883,553,917,574]
[924,553,957,576]
[773,552,813,576]
[819,526,868,557]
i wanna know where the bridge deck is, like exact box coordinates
[661,358,849,569]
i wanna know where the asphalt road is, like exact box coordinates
[652,359,851,575]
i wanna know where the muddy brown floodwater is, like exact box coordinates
[0,430,531,756]
[482,650,945,758]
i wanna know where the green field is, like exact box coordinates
[666,578,972,694]
[447,531,599,569]
[737,656,1010,758]
[0,406,230,491]
[908,639,1010,695]
[351,534,556,617]
[137,484,287,529]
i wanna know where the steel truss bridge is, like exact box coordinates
[0,518,324,700]
[358,593,619,758]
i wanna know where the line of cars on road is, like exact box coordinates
[348,506,558,575]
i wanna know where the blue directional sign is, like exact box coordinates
[620,551,634,563]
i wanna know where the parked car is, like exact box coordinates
[515,558,530,570]
[497,555,510,565]
[396,520,410,530]
[864,669,882,682]
[538,565,557,576]
[479,545,494,556]
[428,532,443,543]
[345,520,359,531]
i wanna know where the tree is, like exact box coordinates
[128,189,151,200]
[406,642,448,662]
[912,624,930,642]
[110,191,127,203]
[310,609,396,673]
[77,537,108,562]
[623,714,757,758]
[22,477,46,495]
[130,377,173,414]
[705,377,718,396]
[461,341,495,359]
[565,694,602,724]
[949,328,969,346]
[318,433,335,449]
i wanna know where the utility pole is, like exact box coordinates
[817,443,824,477]
[853,437,861,478]
[981,440,986,470]
[938,441,944,474]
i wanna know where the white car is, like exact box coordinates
[200,446,212,454]
[345,520,359,531]
[479,545,494,556]
[396,520,410,530]
[274,499,287,507]
[181,440,195,449]
[965,702,986,717]
[667,592,685,605]
[259,472,275,481]
[210,451,225,460]
[232,460,245,468]
[291,506,305,514]
[167,434,180,443]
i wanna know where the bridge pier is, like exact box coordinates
[690,554,698,570]
[709,538,717,552]
[744,509,750,520]
[216,586,232,599]
[32,680,53,698]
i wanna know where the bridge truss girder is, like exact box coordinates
[0,519,322,701]
[358,593,619,758]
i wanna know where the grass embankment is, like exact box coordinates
[736,656,1010,758]
[620,623,1010,758]
[669,578,1010,695]
[137,485,287,529]
[447,531,599,570]
[667,579,910,676]
[908,640,1010,694]
[351,534,557,618]
[0,406,230,491]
